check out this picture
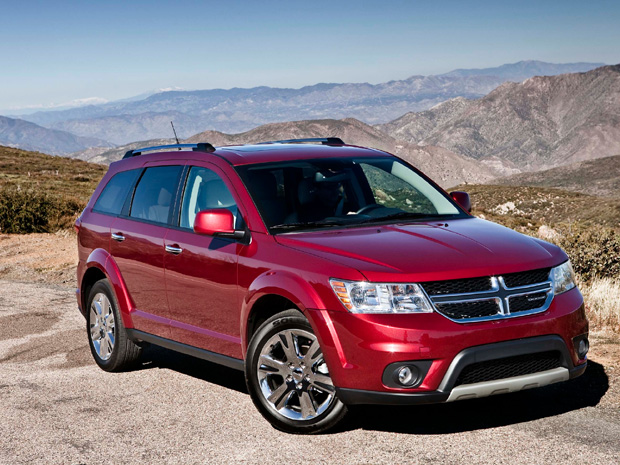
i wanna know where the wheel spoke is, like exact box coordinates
[101,296,111,318]
[299,391,317,419]
[90,322,100,341]
[303,339,322,365]
[310,374,335,393]
[98,335,108,359]
[268,382,291,410]
[259,354,288,375]
[278,331,299,362]
[93,299,103,317]
[107,330,115,348]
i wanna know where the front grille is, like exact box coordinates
[503,268,551,288]
[422,276,493,296]
[509,292,549,313]
[421,268,554,323]
[435,300,499,320]
[454,351,563,386]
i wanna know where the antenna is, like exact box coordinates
[170,121,180,145]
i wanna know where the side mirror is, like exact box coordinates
[193,209,246,240]
[449,191,471,213]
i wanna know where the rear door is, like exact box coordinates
[110,164,183,339]
[164,163,243,358]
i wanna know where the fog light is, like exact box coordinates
[578,338,589,359]
[397,367,413,385]
[396,366,419,386]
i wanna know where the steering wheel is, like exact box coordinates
[356,204,384,215]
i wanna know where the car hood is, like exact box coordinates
[274,218,566,282]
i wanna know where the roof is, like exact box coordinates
[113,142,394,170]
[216,144,392,166]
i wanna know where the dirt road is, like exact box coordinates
[0,279,619,464]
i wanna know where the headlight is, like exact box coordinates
[330,279,434,314]
[552,261,576,295]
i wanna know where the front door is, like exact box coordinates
[164,165,242,358]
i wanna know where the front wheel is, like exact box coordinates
[245,309,347,434]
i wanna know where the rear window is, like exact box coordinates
[129,166,183,224]
[93,169,140,215]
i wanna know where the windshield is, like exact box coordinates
[236,157,465,233]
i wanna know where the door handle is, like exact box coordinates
[165,244,183,255]
[111,232,125,242]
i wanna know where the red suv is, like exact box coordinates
[76,138,588,433]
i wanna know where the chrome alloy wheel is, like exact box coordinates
[89,292,115,361]
[257,329,335,421]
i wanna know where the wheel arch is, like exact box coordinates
[240,270,328,356]
[81,248,135,329]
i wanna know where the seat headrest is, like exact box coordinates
[201,179,235,208]
[157,188,172,207]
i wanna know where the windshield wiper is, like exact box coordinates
[270,219,350,231]
[357,212,443,224]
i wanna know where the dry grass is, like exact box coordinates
[579,276,620,332]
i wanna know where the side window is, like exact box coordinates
[130,166,182,224]
[93,169,140,215]
[180,166,238,229]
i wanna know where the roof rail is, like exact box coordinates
[257,137,345,146]
[123,143,215,159]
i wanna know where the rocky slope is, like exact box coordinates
[379,65,620,172]
[493,154,620,197]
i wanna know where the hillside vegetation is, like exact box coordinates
[493,154,620,197]
[0,146,106,233]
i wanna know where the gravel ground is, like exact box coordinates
[0,279,619,464]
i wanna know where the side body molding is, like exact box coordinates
[84,248,136,329]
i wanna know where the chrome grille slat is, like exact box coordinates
[421,269,554,323]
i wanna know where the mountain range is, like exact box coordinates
[0,116,112,155]
[14,60,603,144]
[379,64,620,172]
[70,118,498,188]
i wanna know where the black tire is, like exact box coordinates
[245,309,347,434]
[86,279,142,372]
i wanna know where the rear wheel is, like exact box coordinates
[245,309,347,434]
[87,279,142,371]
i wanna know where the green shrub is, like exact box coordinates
[551,224,620,281]
[0,187,84,234]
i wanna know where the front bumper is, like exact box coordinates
[335,335,587,405]
[306,287,588,404]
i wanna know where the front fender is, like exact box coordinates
[239,270,328,351]
[85,248,135,329]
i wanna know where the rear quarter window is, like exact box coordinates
[93,169,141,215]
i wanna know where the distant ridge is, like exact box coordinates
[15,61,605,144]
[0,115,112,155]
[441,60,605,80]
[379,64,620,172]
[67,117,497,188]
[183,118,497,188]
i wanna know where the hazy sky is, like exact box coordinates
[1,0,618,111]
